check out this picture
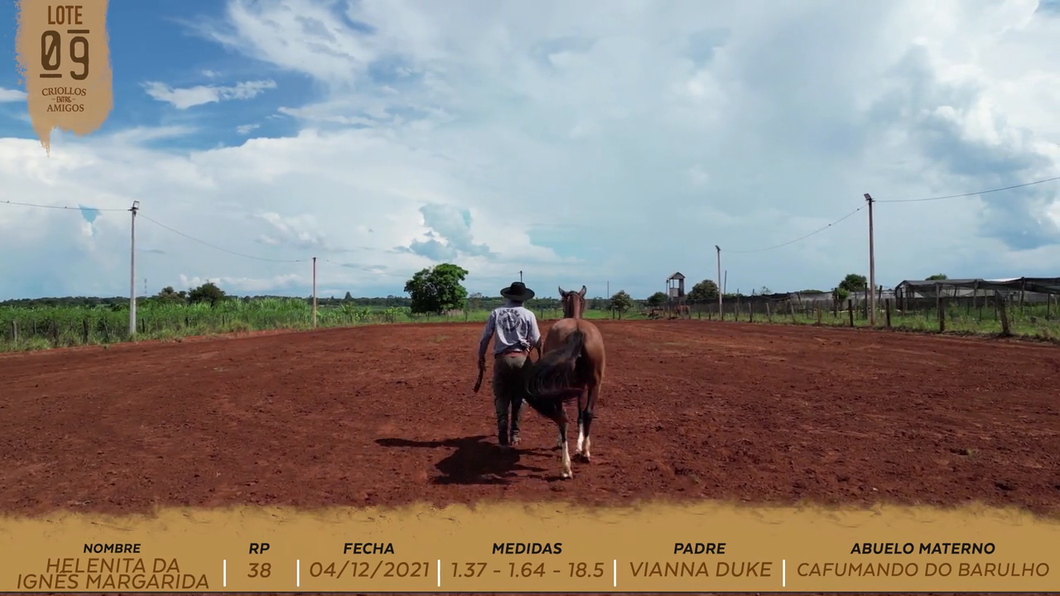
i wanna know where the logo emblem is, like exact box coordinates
[14,0,113,154]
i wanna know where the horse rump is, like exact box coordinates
[520,328,588,410]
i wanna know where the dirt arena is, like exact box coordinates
[1,319,1059,595]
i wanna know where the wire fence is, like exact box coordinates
[5,282,1059,352]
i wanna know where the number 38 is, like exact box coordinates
[40,30,89,80]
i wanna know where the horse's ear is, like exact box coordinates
[578,285,587,297]
[558,286,566,297]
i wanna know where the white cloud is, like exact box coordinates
[179,273,303,294]
[0,87,27,102]
[2,0,1060,300]
[236,123,260,135]
[142,79,277,109]
[687,165,710,187]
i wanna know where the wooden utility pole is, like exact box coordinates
[312,257,318,328]
[864,193,876,327]
[128,201,139,336]
[715,245,722,318]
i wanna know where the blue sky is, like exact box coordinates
[1,0,1059,301]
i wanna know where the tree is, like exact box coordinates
[609,290,633,319]
[838,273,867,293]
[926,274,948,281]
[758,286,772,295]
[467,292,485,313]
[343,291,354,302]
[155,286,185,305]
[403,263,470,315]
[688,279,719,302]
[646,291,668,308]
[188,282,227,306]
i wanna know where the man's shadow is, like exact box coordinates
[375,435,548,485]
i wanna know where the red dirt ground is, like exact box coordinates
[2,320,1059,595]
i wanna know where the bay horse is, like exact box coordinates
[524,285,606,479]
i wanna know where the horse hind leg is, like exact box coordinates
[555,402,567,451]
[580,383,599,462]
[575,386,589,458]
[581,407,594,462]
[558,419,573,479]
[576,409,585,457]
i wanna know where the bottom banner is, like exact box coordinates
[0,501,1056,592]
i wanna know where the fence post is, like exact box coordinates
[11,320,17,343]
[996,291,1011,337]
[885,298,892,329]
[789,301,796,324]
[937,294,945,333]
[749,302,754,323]
[765,302,772,322]
[847,299,854,327]
[815,304,822,325]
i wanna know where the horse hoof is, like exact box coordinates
[561,471,573,480]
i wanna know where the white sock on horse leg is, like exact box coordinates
[576,421,584,454]
[561,441,573,479]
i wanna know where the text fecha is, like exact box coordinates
[492,543,563,555]
[343,542,394,555]
[849,542,996,555]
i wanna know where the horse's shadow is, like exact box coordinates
[375,435,548,485]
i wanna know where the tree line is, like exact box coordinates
[1,264,952,313]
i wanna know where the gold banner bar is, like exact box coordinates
[0,502,1056,592]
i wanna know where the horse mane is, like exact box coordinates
[522,329,587,403]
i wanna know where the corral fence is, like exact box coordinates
[662,277,1060,337]
[3,277,1059,350]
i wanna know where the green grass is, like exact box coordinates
[702,301,1060,343]
[1,298,1056,354]
[0,299,639,353]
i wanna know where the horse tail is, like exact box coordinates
[522,329,587,405]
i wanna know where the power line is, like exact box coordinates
[875,175,1060,203]
[7,171,1059,263]
[725,206,864,254]
[0,199,127,212]
[138,214,309,263]
[722,173,1060,253]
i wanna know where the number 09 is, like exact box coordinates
[40,30,89,81]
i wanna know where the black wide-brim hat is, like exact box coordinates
[500,281,535,302]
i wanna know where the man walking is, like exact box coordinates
[477,281,542,447]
